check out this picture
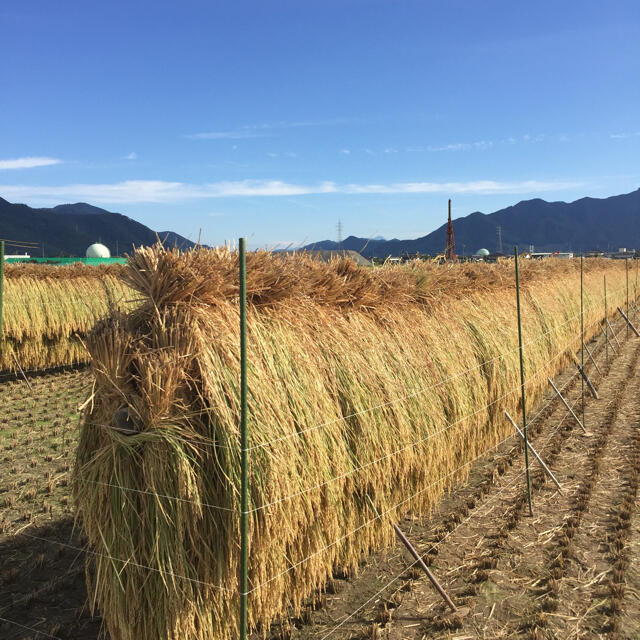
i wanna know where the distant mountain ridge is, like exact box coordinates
[0,198,198,256]
[304,188,640,257]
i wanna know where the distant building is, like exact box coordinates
[86,243,111,258]
[473,248,490,261]
[530,252,574,259]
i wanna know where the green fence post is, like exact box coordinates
[581,256,585,428]
[604,275,608,366]
[239,237,248,640]
[514,246,533,516]
[626,257,629,338]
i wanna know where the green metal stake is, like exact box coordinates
[239,237,249,640]
[0,240,4,349]
[626,257,629,338]
[580,256,585,430]
[514,246,533,517]
[604,275,608,366]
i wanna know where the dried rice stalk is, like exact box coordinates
[74,246,629,640]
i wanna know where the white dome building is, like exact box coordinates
[86,243,111,258]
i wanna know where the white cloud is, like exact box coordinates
[610,131,640,139]
[340,149,351,155]
[0,178,585,204]
[124,152,137,160]
[0,156,62,170]
[186,130,270,140]
[428,140,493,152]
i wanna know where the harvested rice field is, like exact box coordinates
[1,310,640,639]
[1,250,640,640]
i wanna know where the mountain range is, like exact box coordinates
[2,188,639,258]
[303,188,640,257]
[0,198,197,256]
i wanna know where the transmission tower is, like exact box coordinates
[496,225,503,254]
[445,199,457,261]
[337,220,343,250]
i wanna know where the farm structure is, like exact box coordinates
[68,245,636,640]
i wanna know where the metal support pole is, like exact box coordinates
[626,257,630,338]
[504,411,563,492]
[577,365,599,399]
[604,275,608,365]
[366,496,457,613]
[239,237,249,640]
[617,307,640,337]
[582,341,602,375]
[548,378,587,433]
[514,246,533,516]
[580,255,585,430]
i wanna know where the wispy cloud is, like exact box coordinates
[340,149,351,155]
[0,156,62,170]
[186,130,270,140]
[427,140,493,152]
[123,152,137,160]
[0,178,585,204]
[186,117,353,141]
[610,131,640,139]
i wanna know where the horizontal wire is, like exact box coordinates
[245,429,520,595]
[0,616,62,639]
[84,286,623,453]
[17,531,233,593]
[3,303,616,622]
[78,313,609,516]
[320,383,585,639]
[246,288,620,452]
[247,314,602,513]
[86,479,236,512]
[244,319,613,592]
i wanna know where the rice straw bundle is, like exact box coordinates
[1,263,133,371]
[74,246,629,640]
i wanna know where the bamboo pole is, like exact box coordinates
[514,246,533,516]
[239,237,249,640]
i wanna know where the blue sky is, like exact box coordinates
[1,0,639,248]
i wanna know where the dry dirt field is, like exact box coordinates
[1,315,639,640]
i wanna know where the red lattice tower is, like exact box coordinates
[445,198,457,261]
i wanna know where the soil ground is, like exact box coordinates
[1,315,639,640]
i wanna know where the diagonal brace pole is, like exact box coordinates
[577,365,599,399]
[607,319,622,348]
[617,307,640,337]
[548,378,587,432]
[600,321,617,354]
[582,341,602,375]
[505,411,563,493]
[366,496,457,612]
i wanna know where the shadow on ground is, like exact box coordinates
[0,517,103,640]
